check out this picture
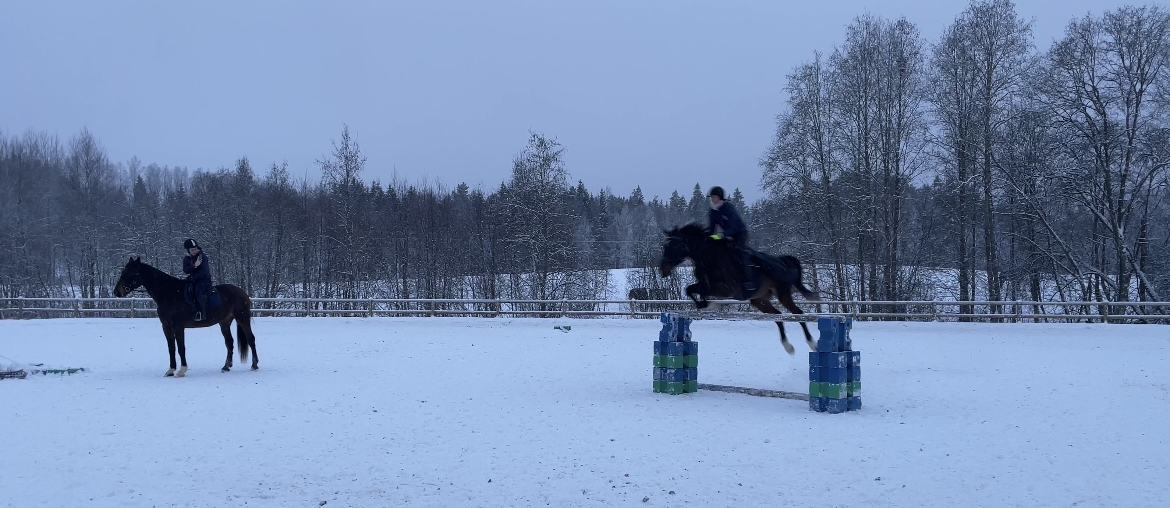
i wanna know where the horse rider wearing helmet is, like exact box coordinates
[705,186,756,295]
[182,238,212,321]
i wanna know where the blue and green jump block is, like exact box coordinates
[808,317,862,413]
[652,313,698,394]
[653,312,863,413]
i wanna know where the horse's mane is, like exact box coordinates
[127,258,185,289]
[668,222,707,237]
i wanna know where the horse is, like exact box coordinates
[112,256,259,377]
[658,223,820,355]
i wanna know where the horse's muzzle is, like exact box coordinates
[114,284,126,297]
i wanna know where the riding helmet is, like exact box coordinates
[183,238,200,250]
[708,186,725,200]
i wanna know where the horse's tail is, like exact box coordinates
[785,255,821,301]
[235,291,254,363]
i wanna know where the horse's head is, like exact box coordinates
[659,223,706,277]
[113,256,145,297]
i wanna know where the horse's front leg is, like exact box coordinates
[685,283,709,310]
[163,325,178,377]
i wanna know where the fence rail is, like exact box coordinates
[1,297,1168,323]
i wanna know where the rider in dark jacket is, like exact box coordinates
[182,238,212,321]
[706,186,755,294]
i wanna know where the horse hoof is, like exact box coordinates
[221,367,230,373]
[176,366,187,378]
[782,341,795,355]
[164,369,175,377]
[251,365,259,371]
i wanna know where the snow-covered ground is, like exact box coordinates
[1,317,1167,507]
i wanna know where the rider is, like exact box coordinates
[705,186,756,295]
[182,238,212,321]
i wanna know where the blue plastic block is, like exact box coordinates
[850,366,861,381]
[679,329,692,342]
[809,366,821,382]
[816,335,838,352]
[848,351,861,367]
[819,352,848,369]
[685,367,698,381]
[847,396,863,411]
[808,351,820,367]
[821,367,848,384]
[659,312,678,324]
[684,342,699,355]
[653,341,667,355]
[819,337,837,353]
[825,397,849,414]
[808,396,827,412]
[653,367,666,380]
[663,368,687,382]
[658,329,675,342]
[817,317,840,334]
[665,342,686,356]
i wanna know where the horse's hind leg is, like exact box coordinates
[219,321,234,373]
[776,288,815,352]
[749,298,794,355]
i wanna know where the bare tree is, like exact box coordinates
[1037,6,1170,305]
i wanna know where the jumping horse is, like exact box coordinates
[658,223,821,355]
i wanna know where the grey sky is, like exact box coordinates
[0,0,1138,202]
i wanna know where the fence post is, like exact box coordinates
[129,298,135,318]
[367,299,374,318]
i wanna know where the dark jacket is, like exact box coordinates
[707,201,748,244]
[183,251,212,290]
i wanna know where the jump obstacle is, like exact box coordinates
[652,312,862,413]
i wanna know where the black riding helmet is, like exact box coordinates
[183,238,200,250]
[708,186,725,200]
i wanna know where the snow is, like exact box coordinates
[1,316,1167,507]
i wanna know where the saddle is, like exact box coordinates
[183,284,221,311]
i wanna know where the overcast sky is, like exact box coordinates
[0,0,1141,202]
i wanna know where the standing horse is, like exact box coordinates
[113,256,259,376]
[658,223,820,355]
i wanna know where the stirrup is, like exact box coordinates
[194,312,203,321]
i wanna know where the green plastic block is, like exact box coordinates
[665,382,687,395]
[653,355,666,367]
[848,381,861,397]
[684,355,698,368]
[821,382,847,399]
[685,380,698,393]
[653,380,666,393]
[808,381,822,398]
[663,356,685,368]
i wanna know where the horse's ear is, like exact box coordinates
[134,256,141,263]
